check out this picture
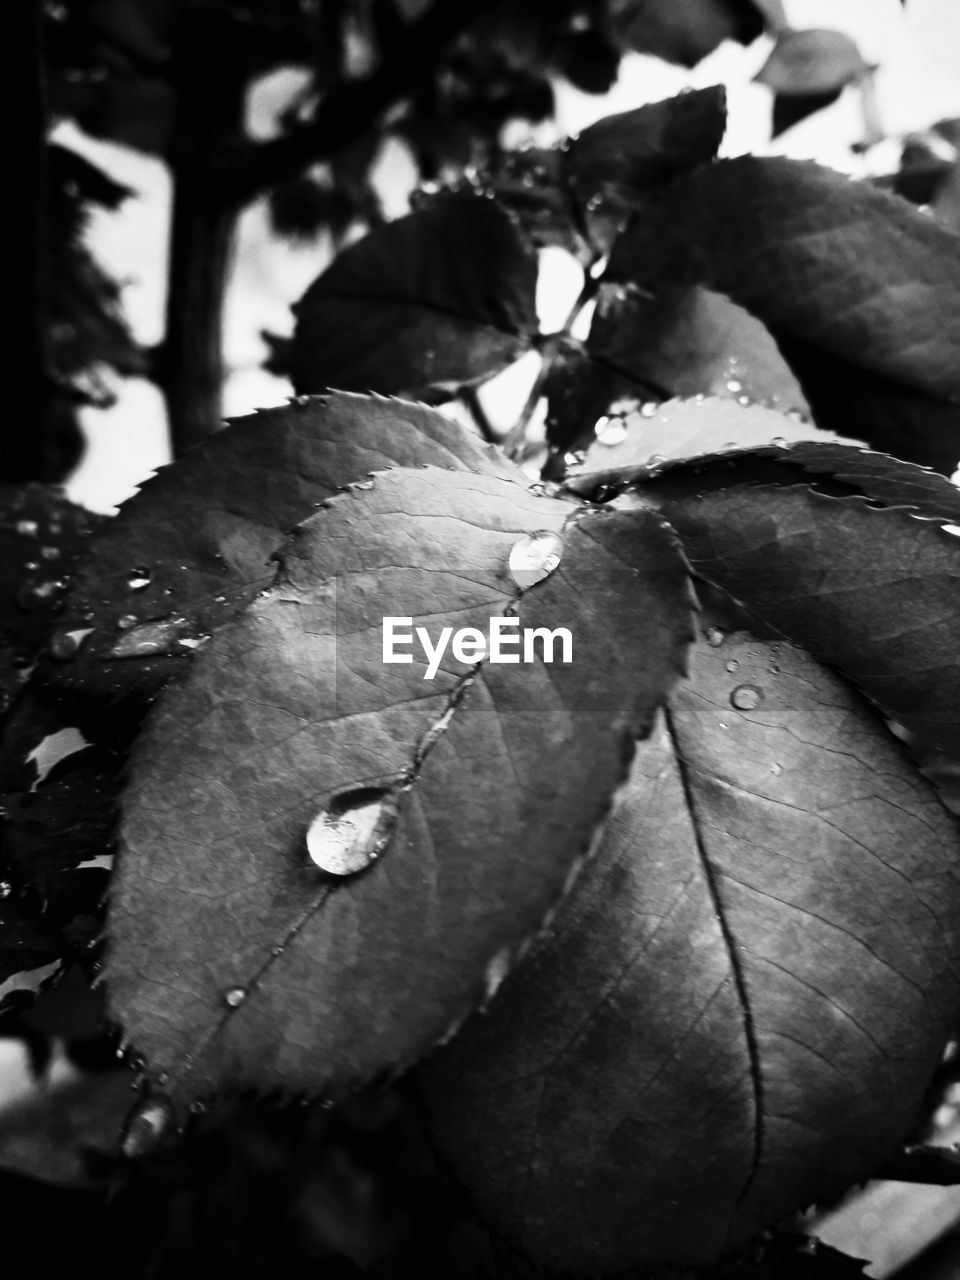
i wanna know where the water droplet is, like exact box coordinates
[705,626,726,648]
[737,395,752,407]
[484,948,512,1001]
[224,986,247,1008]
[49,627,93,660]
[731,684,763,711]
[15,519,39,538]
[0,882,11,899]
[352,479,375,490]
[647,453,666,467]
[768,663,780,675]
[770,437,788,448]
[127,568,152,591]
[40,545,61,562]
[640,402,658,418]
[770,763,783,776]
[111,616,198,659]
[121,1093,175,1159]
[726,379,743,394]
[306,788,399,876]
[594,416,628,447]
[117,614,137,630]
[189,1100,207,1115]
[725,659,739,673]
[16,579,62,611]
[508,530,563,590]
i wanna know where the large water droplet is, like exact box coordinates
[725,659,739,674]
[0,882,11,899]
[705,626,726,648]
[508,530,563,590]
[731,684,763,711]
[594,416,628,447]
[117,614,138,630]
[640,402,658,418]
[16,519,39,538]
[224,986,247,1008]
[111,616,198,659]
[306,788,399,876]
[49,628,93,661]
[122,1093,175,1159]
[127,568,152,591]
[726,379,743,394]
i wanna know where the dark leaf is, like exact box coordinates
[874,1143,960,1185]
[640,446,960,754]
[43,392,516,714]
[567,87,727,214]
[610,0,763,68]
[772,90,843,138]
[107,466,695,1111]
[291,195,539,401]
[422,634,960,1272]
[608,158,960,468]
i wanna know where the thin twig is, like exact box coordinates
[462,385,500,445]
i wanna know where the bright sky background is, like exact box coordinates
[58,0,960,511]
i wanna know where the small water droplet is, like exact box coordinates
[0,882,11,899]
[594,416,628,447]
[127,568,152,591]
[117,614,137,630]
[640,402,658,418]
[224,986,247,1008]
[352,479,375,490]
[770,437,787,448]
[122,1093,176,1159]
[705,626,726,648]
[40,545,61,562]
[731,684,763,711]
[725,659,739,673]
[16,519,39,538]
[737,395,752,407]
[726,379,743,394]
[768,663,780,675]
[189,1100,207,1115]
[647,453,666,467]
[306,788,399,876]
[770,763,783,776]
[16,579,62,612]
[111,616,198,659]
[508,530,563,590]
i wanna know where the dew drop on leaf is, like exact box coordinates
[306,788,400,876]
[16,580,63,612]
[771,762,783,776]
[121,1093,175,1159]
[40,545,61,561]
[726,379,743,393]
[640,402,658,418]
[725,660,739,673]
[594,416,629,447]
[0,882,11,899]
[508,531,564,590]
[15,519,39,538]
[224,986,248,1009]
[705,626,726,648]
[117,614,138,630]
[127,568,152,591]
[48,628,93,661]
[731,684,764,711]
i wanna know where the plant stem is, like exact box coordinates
[461,385,499,444]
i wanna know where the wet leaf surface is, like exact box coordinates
[423,635,960,1272]
[107,466,695,1110]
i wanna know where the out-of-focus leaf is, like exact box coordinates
[772,89,843,138]
[609,158,960,469]
[291,195,539,401]
[641,446,960,755]
[44,392,515,713]
[107,466,695,1112]
[0,904,61,993]
[610,0,763,68]
[0,1071,131,1187]
[423,634,960,1272]
[755,29,868,96]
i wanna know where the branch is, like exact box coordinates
[227,0,492,205]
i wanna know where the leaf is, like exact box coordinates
[107,466,696,1111]
[291,195,539,401]
[0,903,61,992]
[755,30,869,96]
[421,634,960,1272]
[43,392,516,713]
[638,448,960,755]
[546,286,808,455]
[608,158,960,467]
[565,397,845,494]
[772,90,843,139]
[610,0,764,68]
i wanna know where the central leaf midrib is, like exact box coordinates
[662,704,765,1237]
